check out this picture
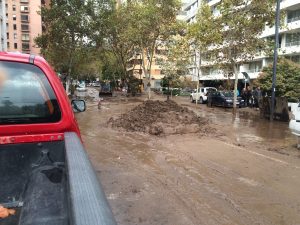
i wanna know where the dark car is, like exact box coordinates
[207,91,245,108]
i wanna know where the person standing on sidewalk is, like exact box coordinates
[246,86,252,107]
[254,86,262,108]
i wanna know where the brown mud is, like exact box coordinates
[76,90,300,225]
[108,100,213,136]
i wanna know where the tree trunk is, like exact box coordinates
[140,47,150,99]
[233,64,238,115]
[195,81,199,105]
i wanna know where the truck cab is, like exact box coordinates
[0,52,116,225]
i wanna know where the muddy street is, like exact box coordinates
[76,92,300,225]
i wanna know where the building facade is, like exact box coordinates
[0,0,7,51]
[5,0,46,55]
[181,0,300,84]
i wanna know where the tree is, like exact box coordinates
[161,35,190,99]
[255,58,300,102]
[101,52,123,88]
[104,3,136,87]
[35,0,111,76]
[128,0,181,99]
[189,0,275,113]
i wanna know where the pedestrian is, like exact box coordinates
[242,88,247,106]
[246,86,252,107]
[256,86,262,109]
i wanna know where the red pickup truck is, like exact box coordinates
[0,52,116,225]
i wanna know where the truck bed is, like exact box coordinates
[0,133,116,225]
[0,141,68,225]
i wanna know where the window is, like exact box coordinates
[21,14,29,22]
[22,42,29,50]
[6,23,8,28]
[21,33,29,41]
[13,33,17,40]
[7,42,10,48]
[287,9,300,23]
[248,61,262,72]
[0,61,61,124]
[20,5,29,12]
[13,15,16,20]
[12,5,16,11]
[6,33,9,39]
[14,43,17,49]
[21,24,29,31]
[286,32,300,47]
[13,24,17,30]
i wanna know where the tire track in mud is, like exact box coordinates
[109,133,264,225]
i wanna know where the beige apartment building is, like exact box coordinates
[127,49,167,89]
[5,0,48,55]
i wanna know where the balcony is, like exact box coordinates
[285,40,300,47]
[207,0,221,7]
[281,0,300,10]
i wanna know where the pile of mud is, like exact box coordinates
[108,100,212,135]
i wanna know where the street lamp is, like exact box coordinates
[270,0,281,121]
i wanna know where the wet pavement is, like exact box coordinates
[75,90,300,225]
[180,98,297,153]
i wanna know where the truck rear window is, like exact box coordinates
[0,61,61,124]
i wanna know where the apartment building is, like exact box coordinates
[5,0,46,55]
[182,0,300,84]
[0,0,6,51]
[127,48,168,89]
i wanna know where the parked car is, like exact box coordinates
[0,52,116,225]
[76,81,87,92]
[190,87,217,103]
[207,91,245,108]
[99,81,112,96]
[289,101,300,148]
[92,81,101,87]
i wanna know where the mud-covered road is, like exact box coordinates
[76,92,300,225]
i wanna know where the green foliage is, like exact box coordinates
[255,58,300,102]
[104,3,136,82]
[101,52,123,86]
[35,0,112,77]
[161,36,190,90]
[189,0,275,109]
[125,0,181,92]
[191,0,275,67]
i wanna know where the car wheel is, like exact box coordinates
[199,97,203,104]
[190,96,194,103]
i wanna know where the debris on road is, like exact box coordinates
[108,100,213,135]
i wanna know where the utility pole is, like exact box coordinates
[270,0,280,121]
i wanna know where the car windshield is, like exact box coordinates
[0,61,61,125]
[221,91,234,97]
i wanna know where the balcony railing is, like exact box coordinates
[286,40,300,47]
[287,16,300,23]
[242,68,262,73]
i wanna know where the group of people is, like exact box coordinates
[240,86,262,108]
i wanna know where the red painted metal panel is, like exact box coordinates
[0,52,81,140]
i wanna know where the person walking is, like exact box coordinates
[246,86,252,107]
[242,88,247,106]
[256,86,262,108]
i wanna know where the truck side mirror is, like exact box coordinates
[71,100,86,113]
